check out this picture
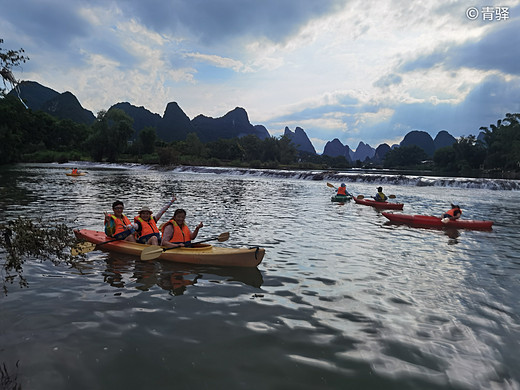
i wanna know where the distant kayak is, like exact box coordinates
[66,172,86,176]
[74,229,265,267]
[354,197,404,210]
[382,212,493,230]
[331,194,352,202]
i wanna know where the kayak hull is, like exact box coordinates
[331,195,352,202]
[66,173,86,176]
[74,229,265,267]
[354,197,404,210]
[382,212,493,230]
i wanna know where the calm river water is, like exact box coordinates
[1,163,519,390]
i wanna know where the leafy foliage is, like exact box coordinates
[1,217,85,294]
[383,145,428,168]
[1,38,29,96]
[480,113,520,170]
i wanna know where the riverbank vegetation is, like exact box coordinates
[1,95,519,178]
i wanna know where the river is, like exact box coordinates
[1,163,519,390]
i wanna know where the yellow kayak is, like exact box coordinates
[74,229,265,268]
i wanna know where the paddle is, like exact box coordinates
[140,232,230,261]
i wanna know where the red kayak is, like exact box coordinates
[382,212,493,230]
[354,197,404,210]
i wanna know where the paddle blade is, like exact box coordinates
[356,195,365,199]
[389,194,396,199]
[71,241,96,256]
[326,182,336,188]
[140,246,166,261]
[217,232,230,242]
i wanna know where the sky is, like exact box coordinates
[2,0,520,153]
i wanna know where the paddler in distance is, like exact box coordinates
[134,195,176,245]
[104,200,136,242]
[441,204,462,223]
[161,209,203,248]
[373,187,388,202]
[337,183,352,197]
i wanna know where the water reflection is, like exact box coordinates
[383,221,465,244]
[98,252,263,294]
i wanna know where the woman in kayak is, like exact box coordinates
[104,200,136,242]
[337,183,352,197]
[134,196,176,245]
[373,187,388,202]
[161,209,203,248]
[441,204,462,223]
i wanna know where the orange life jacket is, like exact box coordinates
[446,208,461,218]
[106,214,131,236]
[161,220,192,243]
[337,187,347,195]
[134,216,159,238]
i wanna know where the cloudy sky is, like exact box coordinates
[2,0,520,152]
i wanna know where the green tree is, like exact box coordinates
[207,138,243,161]
[278,134,298,164]
[138,126,157,155]
[481,113,520,170]
[85,109,134,162]
[383,145,428,168]
[238,135,263,161]
[261,136,281,162]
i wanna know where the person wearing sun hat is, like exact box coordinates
[133,195,176,245]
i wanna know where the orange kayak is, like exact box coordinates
[66,172,86,176]
[74,229,265,267]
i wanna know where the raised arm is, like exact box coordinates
[190,222,204,240]
[155,195,176,221]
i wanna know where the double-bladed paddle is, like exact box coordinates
[140,232,230,261]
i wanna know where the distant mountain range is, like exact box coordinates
[10,81,460,160]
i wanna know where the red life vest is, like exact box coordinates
[337,187,347,195]
[106,214,131,236]
[134,216,159,238]
[161,220,192,243]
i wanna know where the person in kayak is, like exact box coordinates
[441,204,462,223]
[336,183,352,197]
[104,200,136,242]
[373,187,388,202]
[133,196,176,245]
[161,209,203,248]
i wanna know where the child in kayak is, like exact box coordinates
[373,187,388,202]
[441,204,462,223]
